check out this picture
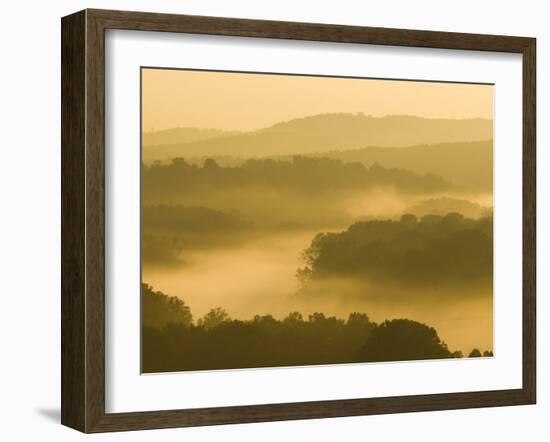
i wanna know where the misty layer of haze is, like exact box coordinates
[141,69,494,373]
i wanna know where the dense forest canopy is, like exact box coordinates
[155,140,493,193]
[142,156,453,201]
[142,283,193,329]
[298,212,493,288]
[141,283,490,373]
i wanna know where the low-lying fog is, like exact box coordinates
[143,225,493,355]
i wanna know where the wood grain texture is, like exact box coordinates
[61,8,537,433]
[61,10,86,432]
[89,8,533,52]
[522,38,537,403]
[84,9,107,432]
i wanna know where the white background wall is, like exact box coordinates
[0,0,547,440]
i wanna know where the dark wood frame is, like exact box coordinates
[61,8,536,433]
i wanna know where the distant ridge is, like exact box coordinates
[142,113,492,163]
[313,140,493,191]
[142,127,241,147]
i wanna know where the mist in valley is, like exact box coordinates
[142,180,494,355]
[143,231,493,355]
[140,69,494,372]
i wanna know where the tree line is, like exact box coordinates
[298,212,493,288]
[141,283,492,373]
[142,156,453,202]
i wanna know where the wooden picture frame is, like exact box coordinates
[61,8,536,433]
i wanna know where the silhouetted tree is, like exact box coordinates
[141,285,472,373]
[203,158,221,170]
[298,213,493,289]
[142,283,192,329]
[142,155,453,204]
[357,319,452,362]
[468,348,482,358]
[400,213,418,225]
[347,312,371,327]
[283,311,304,324]
[198,307,230,330]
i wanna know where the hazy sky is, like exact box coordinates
[142,68,493,132]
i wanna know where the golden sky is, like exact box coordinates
[142,68,493,132]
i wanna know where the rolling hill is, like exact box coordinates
[314,140,493,191]
[142,113,493,163]
[142,127,240,149]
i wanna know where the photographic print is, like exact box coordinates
[140,68,494,373]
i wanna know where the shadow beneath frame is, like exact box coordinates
[35,407,60,423]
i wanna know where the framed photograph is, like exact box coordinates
[61,9,536,433]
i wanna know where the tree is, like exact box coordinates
[347,312,371,327]
[297,214,493,289]
[253,314,277,325]
[468,348,482,358]
[357,319,452,362]
[141,283,192,329]
[308,312,326,323]
[483,350,494,357]
[198,307,230,330]
[283,311,304,324]
[400,213,418,225]
[203,158,221,170]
